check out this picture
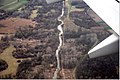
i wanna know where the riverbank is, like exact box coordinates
[53,1,64,79]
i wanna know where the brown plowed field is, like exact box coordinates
[0,18,37,34]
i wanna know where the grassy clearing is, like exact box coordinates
[0,45,17,77]
[30,9,38,19]
[0,44,32,78]
[0,34,5,40]
[70,6,84,12]
[0,0,28,11]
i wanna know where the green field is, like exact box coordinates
[0,0,28,11]
[0,0,16,7]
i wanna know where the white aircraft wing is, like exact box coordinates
[84,0,119,35]
[84,0,119,58]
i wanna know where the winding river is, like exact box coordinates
[53,1,65,79]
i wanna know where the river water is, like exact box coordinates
[53,1,65,79]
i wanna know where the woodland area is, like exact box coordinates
[0,0,119,79]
